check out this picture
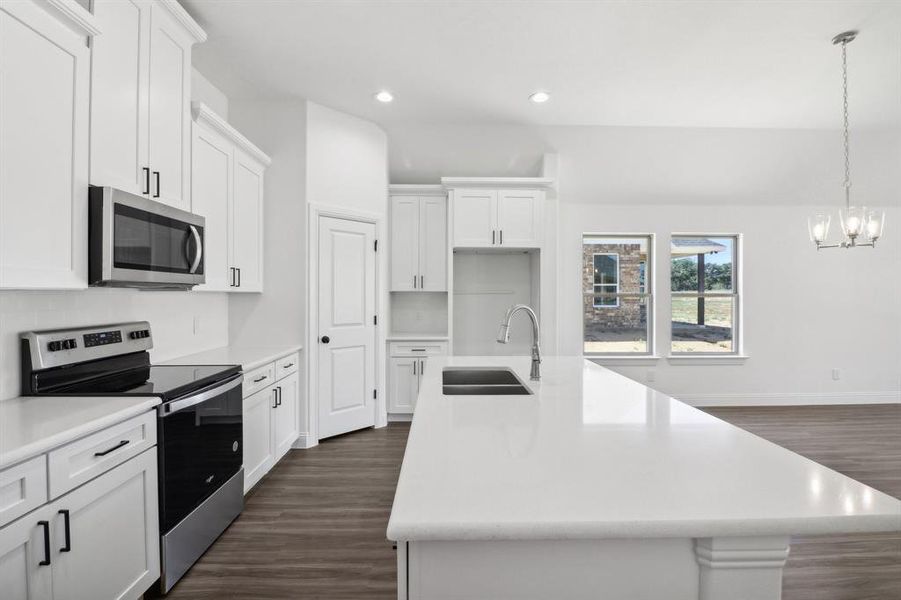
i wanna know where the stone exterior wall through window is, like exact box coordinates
[582,243,644,330]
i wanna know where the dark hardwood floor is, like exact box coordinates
[167,405,900,600]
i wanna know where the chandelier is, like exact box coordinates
[808,31,885,250]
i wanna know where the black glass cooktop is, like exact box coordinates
[53,364,241,401]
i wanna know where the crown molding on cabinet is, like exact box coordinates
[440,177,555,189]
[388,184,446,196]
[192,102,272,167]
[157,0,207,43]
[44,0,102,36]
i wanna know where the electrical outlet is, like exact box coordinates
[832,368,841,381]
[193,315,201,335]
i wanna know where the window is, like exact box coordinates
[592,253,619,307]
[670,235,739,354]
[583,235,653,355]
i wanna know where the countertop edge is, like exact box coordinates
[162,344,304,371]
[0,398,161,470]
[386,512,901,542]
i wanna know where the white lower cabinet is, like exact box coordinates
[0,436,159,600]
[388,341,448,414]
[242,354,300,493]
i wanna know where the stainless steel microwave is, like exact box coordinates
[89,186,205,289]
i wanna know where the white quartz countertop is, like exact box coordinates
[0,395,161,469]
[161,344,303,371]
[387,356,901,542]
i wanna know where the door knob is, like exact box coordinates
[321,336,330,344]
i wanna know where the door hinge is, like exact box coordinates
[374,239,379,252]
[374,315,378,325]
[373,389,377,399]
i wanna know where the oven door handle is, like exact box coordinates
[187,225,203,274]
[160,374,243,417]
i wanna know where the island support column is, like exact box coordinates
[695,536,791,600]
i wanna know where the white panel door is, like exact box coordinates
[452,189,496,248]
[147,4,190,209]
[272,371,300,461]
[390,196,420,291]
[243,386,275,493]
[89,0,151,195]
[0,1,89,290]
[318,216,377,439]
[231,149,264,292]
[388,357,419,414]
[497,190,541,248]
[0,504,54,599]
[419,196,447,291]
[191,123,233,291]
[51,448,159,600]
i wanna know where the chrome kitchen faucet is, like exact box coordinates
[496,304,541,381]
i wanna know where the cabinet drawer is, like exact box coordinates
[275,353,299,380]
[48,411,156,500]
[0,455,47,528]
[244,362,275,397]
[388,341,449,357]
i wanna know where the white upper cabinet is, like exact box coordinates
[191,123,232,291]
[231,149,265,292]
[90,0,205,210]
[191,103,270,293]
[451,188,543,249]
[0,0,98,290]
[390,195,447,292]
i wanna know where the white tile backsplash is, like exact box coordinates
[0,289,229,401]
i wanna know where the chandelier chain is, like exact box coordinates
[841,39,851,206]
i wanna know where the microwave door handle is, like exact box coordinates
[187,225,203,274]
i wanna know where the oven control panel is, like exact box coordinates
[22,321,153,370]
[83,329,123,348]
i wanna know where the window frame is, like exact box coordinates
[592,252,620,308]
[669,233,741,356]
[582,233,655,357]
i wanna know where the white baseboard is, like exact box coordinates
[388,413,413,422]
[292,432,318,449]
[678,391,901,407]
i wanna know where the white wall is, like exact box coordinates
[192,68,229,119]
[0,290,228,401]
[227,100,307,349]
[385,122,901,405]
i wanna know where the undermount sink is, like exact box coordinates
[442,368,532,395]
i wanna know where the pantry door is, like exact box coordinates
[317,216,377,439]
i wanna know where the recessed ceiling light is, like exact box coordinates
[529,91,550,103]
[374,90,394,103]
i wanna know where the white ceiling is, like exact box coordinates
[184,0,901,129]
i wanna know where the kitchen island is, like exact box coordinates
[387,356,901,600]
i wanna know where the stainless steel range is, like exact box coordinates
[21,322,243,594]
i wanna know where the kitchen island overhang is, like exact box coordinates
[388,356,901,600]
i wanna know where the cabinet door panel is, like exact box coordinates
[497,190,541,248]
[0,2,89,289]
[272,372,300,462]
[191,123,233,291]
[243,386,274,493]
[148,6,190,209]
[452,190,496,248]
[231,150,264,292]
[388,358,419,414]
[390,196,420,291]
[89,0,151,195]
[419,197,447,291]
[0,504,54,600]
[51,448,159,600]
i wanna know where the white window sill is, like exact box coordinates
[666,355,750,365]
[586,355,661,366]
